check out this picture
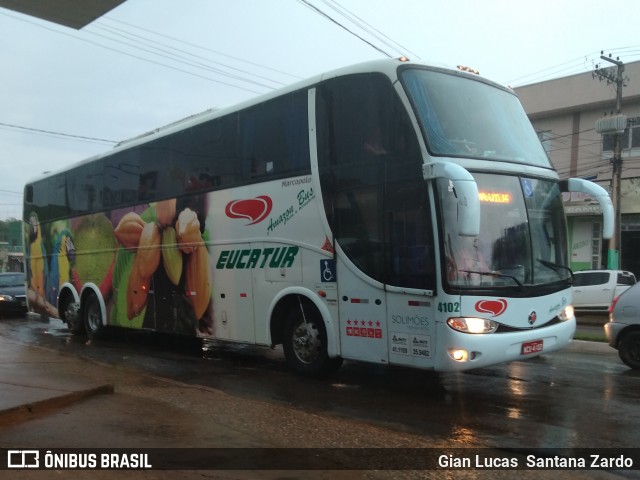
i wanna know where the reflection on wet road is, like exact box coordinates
[3,315,639,452]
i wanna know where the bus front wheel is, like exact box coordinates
[83,293,105,340]
[282,303,342,378]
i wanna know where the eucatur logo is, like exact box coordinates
[225,196,273,225]
[475,299,508,317]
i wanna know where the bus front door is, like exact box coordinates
[336,259,388,364]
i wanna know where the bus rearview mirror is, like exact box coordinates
[423,162,480,237]
[452,178,481,237]
[561,178,614,240]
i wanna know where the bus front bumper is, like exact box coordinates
[433,317,576,372]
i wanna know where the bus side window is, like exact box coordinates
[186,115,241,191]
[239,90,309,182]
[139,137,185,201]
[104,150,140,208]
[68,163,103,214]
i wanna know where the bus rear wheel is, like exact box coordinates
[83,292,105,340]
[282,303,342,378]
[61,294,83,335]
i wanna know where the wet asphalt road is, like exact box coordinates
[0,314,638,479]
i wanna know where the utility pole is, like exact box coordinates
[594,52,625,269]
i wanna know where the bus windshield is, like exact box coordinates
[440,173,571,290]
[401,67,551,168]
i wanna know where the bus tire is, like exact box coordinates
[282,302,342,378]
[83,292,105,340]
[618,330,640,370]
[60,293,83,335]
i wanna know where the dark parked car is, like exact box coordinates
[605,281,640,369]
[0,272,27,316]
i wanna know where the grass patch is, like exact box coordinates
[574,331,607,342]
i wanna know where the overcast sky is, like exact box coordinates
[1,0,640,220]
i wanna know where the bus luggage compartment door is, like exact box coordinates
[385,290,435,369]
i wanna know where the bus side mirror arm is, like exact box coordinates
[561,178,614,239]
[423,162,480,237]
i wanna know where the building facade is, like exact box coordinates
[515,61,640,276]
[0,220,23,272]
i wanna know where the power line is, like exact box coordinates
[507,48,640,86]
[548,140,603,153]
[296,0,392,58]
[537,127,597,141]
[67,31,266,95]
[101,17,303,81]
[319,0,418,59]
[0,10,266,95]
[536,125,612,178]
[88,22,288,90]
[540,129,604,160]
[555,158,608,176]
[0,122,118,144]
[83,26,281,91]
[506,53,600,85]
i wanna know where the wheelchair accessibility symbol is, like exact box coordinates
[320,259,336,282]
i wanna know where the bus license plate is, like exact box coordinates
[521,339,543,355]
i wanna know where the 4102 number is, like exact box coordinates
[437,302,460,313]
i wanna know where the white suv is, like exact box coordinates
[571,270,636,312]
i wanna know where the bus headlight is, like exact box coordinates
[558,304,574,322]
[447,317,498,334]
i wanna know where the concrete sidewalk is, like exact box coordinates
[0,336,114,426]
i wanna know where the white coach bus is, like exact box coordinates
[24,58,613,376]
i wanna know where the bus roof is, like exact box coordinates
[24,57,499,186]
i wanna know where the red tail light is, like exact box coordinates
[609,295,620,314]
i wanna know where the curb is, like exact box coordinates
[0,384,114,426]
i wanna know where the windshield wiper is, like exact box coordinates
[459,269,524,289]
[537,259,574,281]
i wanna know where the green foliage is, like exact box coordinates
[574,331,607,343]
[0,220,7,242]
[0,219,23,247]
